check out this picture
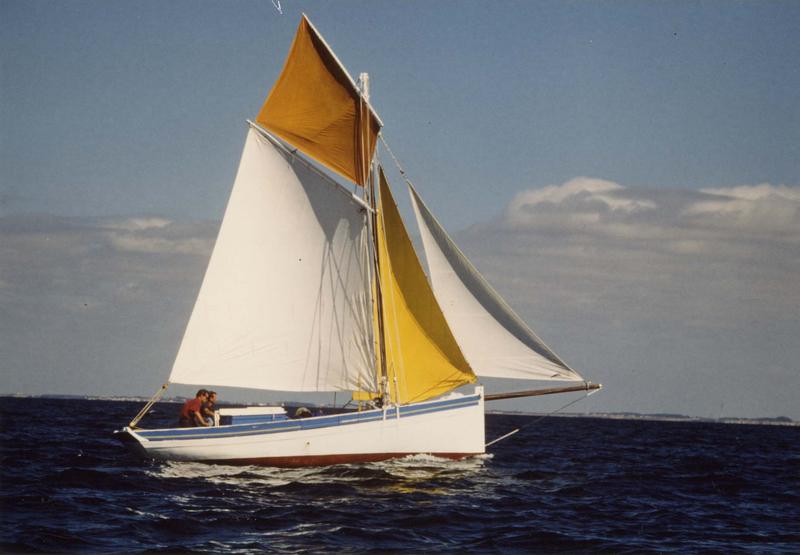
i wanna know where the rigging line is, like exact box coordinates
[359,73,389,401]
[386,261,404,409]
[129,382,169,428]
[377,184,406,408]
[356,229,376,397]
[383,131,578,377]
[301,18,383,126]
[366,170,388,401]
[484,386,600,449]
[485,428,519,448]
[379,134,408,179]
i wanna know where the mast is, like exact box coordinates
[360,73,389,404]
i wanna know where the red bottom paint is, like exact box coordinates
[207,452,480,468]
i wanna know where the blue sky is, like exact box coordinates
[2,1,799,419]
[4,1,798,225]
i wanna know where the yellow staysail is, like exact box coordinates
[377,169,476,404]
[256,15,380,186]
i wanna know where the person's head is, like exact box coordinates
[196,389,208,400]
[208,391,217,403]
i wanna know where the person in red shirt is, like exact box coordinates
[201,391,218,426]
[179,389,210,427]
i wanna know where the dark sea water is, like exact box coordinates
[1,397,798,553]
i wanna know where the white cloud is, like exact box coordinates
[501,178,800,249]
[508,177,622,207]
[683,183,800,238]
[452,178,800,418]
[78,216,217,255]
[101,217,173,231]
[505,177,657,230]
[0,213,216,397]
[0,214,216,309]
[701,183,800,202]
[106,233,212,255]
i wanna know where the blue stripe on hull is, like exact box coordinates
[136,394,481,442]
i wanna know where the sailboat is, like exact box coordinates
[116,15,600,467]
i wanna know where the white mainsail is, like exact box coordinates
[169,126,376,393]
[408,184,583,382]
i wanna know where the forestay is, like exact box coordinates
[169,127,377,393]
[408,184,583,382]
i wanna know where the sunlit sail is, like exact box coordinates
[117,14,599,467]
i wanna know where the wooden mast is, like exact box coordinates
[360,73,389,404]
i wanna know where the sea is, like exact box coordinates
[1,397,798,554]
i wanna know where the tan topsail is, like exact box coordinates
[256,15,380,186]
[377,169,476,404]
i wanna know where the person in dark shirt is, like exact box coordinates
[202,391,217,426]
[179,389,210,427]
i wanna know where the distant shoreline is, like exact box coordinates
[487,410,798,427]
[2,393,796,426]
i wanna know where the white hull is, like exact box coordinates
[119,388,485,467]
